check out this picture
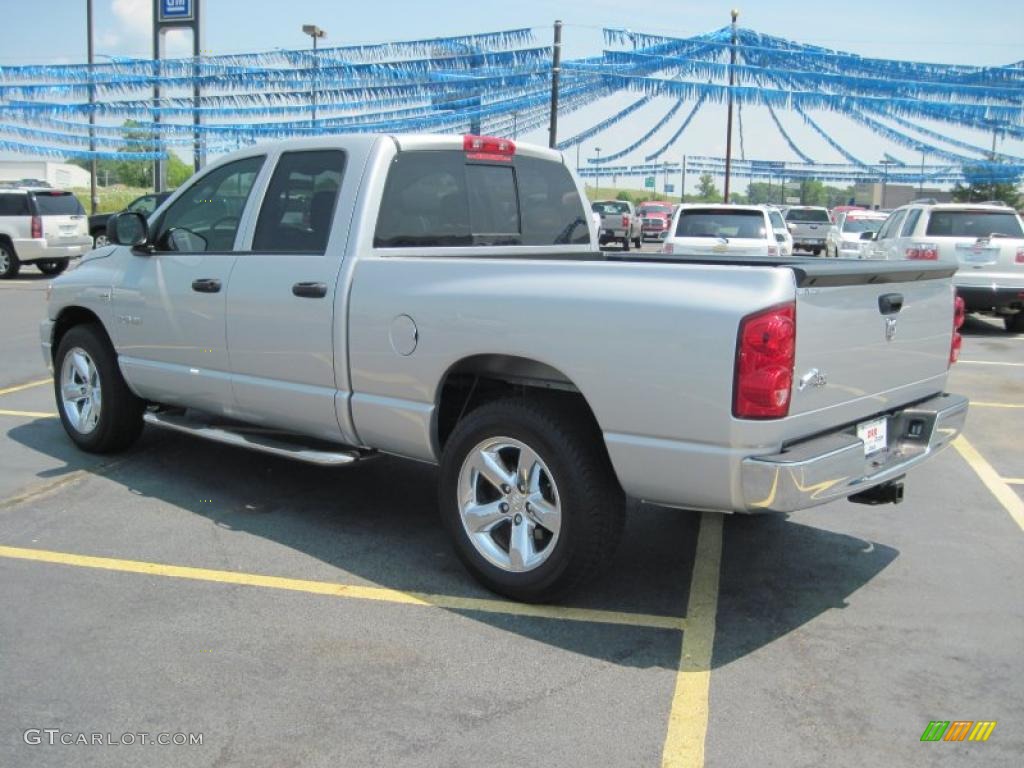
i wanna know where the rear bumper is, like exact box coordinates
[14,238,90,262]
[955,284,1024,313]
[740,393,968,513]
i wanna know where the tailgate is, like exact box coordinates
[42,214,89,242]
[790,263,955,418]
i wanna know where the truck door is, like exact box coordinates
[225,149,350,442]
[113,155,266,414]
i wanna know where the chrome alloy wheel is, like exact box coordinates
[457,437,562,573]
[0,247,10,276]
[60,347,102,434]
[93,234,109,248]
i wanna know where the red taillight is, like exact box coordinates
[1015,247,1024,264]
[463,134,515,162]
[906,243,938,260]
[734,302,796,419]
[31,215,42,239]
[622,214,630,228]
[950,294,965,365]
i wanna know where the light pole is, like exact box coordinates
[878,158,897,209]
[723,8,739,203]
[917,146,926,197]
[302,24,326,127]
[594,147,601,191]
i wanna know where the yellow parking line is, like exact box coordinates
[0,409,57,418]
[0,544,687,632]
[970,402,1024,409]
[661,512,723,768]
[0,378,50,397]
[953,436,1024,533]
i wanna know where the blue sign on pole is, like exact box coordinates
[159,0,193,21]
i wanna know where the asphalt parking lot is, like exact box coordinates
[1,260,1022,768]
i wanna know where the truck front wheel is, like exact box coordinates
[54,324,145,453]
[438,398,625,602]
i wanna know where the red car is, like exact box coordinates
[636,200,675,241]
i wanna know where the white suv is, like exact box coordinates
[662,204,786,257]
[0,188,92,279]
[864,202,1024,332]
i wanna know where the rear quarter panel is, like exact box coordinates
[346,257,795,509]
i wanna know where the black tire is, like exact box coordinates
[0,240,20,279]
[92,231,110,249]
[438,397,625,602]
[1005,313,1024,333]
[54,324,144,454]
[812,248,822,256]
[622,237,631,251]
[38,259,69,276]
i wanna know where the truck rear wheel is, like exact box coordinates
[54,324,145,453]
[622,237,630,251]
[1005,313,1024,333]
[438,397,625,602]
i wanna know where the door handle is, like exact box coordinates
[191,278,222,293]
[292,281,328,299]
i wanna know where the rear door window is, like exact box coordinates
[901,208,922,236]
[253,150,346,253]
[0,194,30,216]
[32,192,85,216]
[768,210,785,229]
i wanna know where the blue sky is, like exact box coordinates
[3,0,1023,185]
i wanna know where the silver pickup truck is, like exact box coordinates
[41,134,968,602]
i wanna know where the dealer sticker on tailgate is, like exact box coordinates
[857,416,887,455]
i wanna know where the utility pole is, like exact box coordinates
[723,9,739,203]
[548,20,562,148]
[680,154,687,202]
[87,0,97,214]
[595,147,601,191]
[918,146,925,196]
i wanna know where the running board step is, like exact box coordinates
[143,411,369,466]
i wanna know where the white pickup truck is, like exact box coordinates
[42,134,968,601]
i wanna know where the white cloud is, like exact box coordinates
[102,0,193,58]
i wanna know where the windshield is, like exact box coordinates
[33,192,85,216]
[925,210,1024,238]
[592,201,629,215]
[842,218,886,234]
[675,210,766,239]
[639,205,672,215]
[785,208,830,223]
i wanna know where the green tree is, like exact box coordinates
[952,166,1022,208]
[696,173,721,202]
[68,119,191,190]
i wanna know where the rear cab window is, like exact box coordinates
[784,207,830,223]
[675,209,767,239]
[374,150,589,249]
[924,210,1024,238]
[32,192,85,216]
